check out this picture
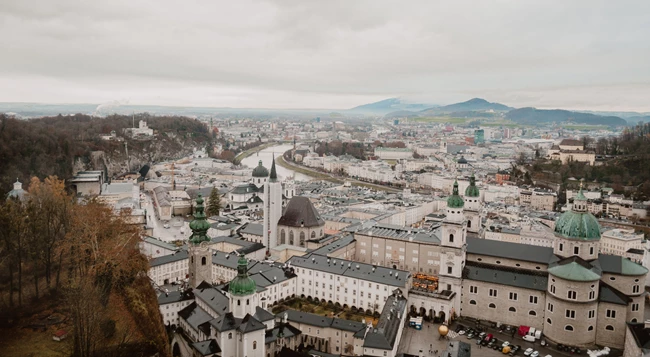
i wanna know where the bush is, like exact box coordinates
[100,319,116,339]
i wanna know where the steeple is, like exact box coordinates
[189,193,211,245]
[465,173,480,197]
[270,156,278,182]
[447,180,464,209]
[230,253,256,296]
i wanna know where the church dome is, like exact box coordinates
[229,254,256,296]
[447,180,465,209]
[252,161,269,178]
[464,173,480,197]
[554,185,600,240]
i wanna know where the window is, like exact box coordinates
[574,246,579,255]
[559,243,563,251]
[529,310,536,316]
[508,307,516,312]
[228,333,233,339]
[496,261,501,264]
[548,303,554,312]
[605,325,614,331]
[589,291,595,299]
[384,352,387,357]
[447,267,452,274]
[529,296,538,304]
[588,310,595,319]
[449,234,454,243]
[469,286,478,294]
[567,290,577,300]
[633,285,640,293]
[489,303,496,309]
[632,303,640,312]
[550,285,556,294]
[606,310,616,319]
[609,277,616,281]
[253,341,257,349]
[467,220,472,228]
[547,318,552,325]
[489,289,498,297]
[590,247,594,255]
[201,257,206,265]
[509,292,518,301]
[565,310,576,319]
[565,325,574,331]
[247,299,250,305]
[588,326,593,331]
[237,300,241,306]
[469,300,477,305]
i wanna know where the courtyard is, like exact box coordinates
[271,297,379,326]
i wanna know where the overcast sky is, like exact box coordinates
[1,0,649,111]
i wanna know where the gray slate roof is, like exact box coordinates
[466,237,554,265]
[288,253,409,287]
[363,292,407,350]
[310,234,356,256]
[157,290,194,306]
[150,249,188,267]
[463,263,548,291]
[240,223,264,236]
[599,282,631,306]
[278,196,325,228]
[191,340,221,356]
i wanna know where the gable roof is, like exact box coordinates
[278,196,325,228]
[598,254,649,276]
[466,237,554,265]
[191,340,221,356]
[238,314,266,333]
[599,281,632,305]
[463,263,548,291]
[548,256,601,282]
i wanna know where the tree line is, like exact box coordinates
[0,176,169,357]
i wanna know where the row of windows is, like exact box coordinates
[546,319,615,332]
[469,301,538,315]
[469,286,538,304]
[558,243,595,256]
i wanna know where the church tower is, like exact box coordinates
[229,254,258,319]
[263,157,283,252]
[464,173,481,235]
[188,194,212,288]
[439,180,466,320]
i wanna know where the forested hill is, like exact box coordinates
[506,108,627,126]
[0,113,211,193]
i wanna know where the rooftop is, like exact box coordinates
[466,237,554,265]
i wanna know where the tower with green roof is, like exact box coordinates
[439,180,467,321]
[188,193,213,288]
[229,253,259,318]
[464,173,482,234]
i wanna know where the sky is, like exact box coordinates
[1,0,650,111]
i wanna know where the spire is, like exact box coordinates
[465,172,480,197]
[189,193,211,245]
[452,180,459,196]
[447,180,465,208]
[575,179,587,202]
[270,155,278,182]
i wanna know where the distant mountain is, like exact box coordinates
[506,108,627,126]
[627,115,650,124]
[383,110,420,119]
[420,98,512,116]
[348,98,436,115]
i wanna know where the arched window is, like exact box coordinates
[547,318,552,325]
[201,257,206,265]
[228,332,233,339]
[280,230,286,245]
[588,326,594,331]
[237,300,241,306]
[605,325,614,331]
[449,234,454,243]
[253,341,257,350]
[247,299,250,305]
[508,307,516,312]
[300,232,306,247]
[565,325,574,331]
[529,310,536,316]
[311,231,316,239]
[289,231,294,245]
[467,220,472,228]
[488,303,496,309]
[469,300,477,305]
[632,318,638,323]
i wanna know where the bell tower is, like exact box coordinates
[464,173,481,234]
[263,157,283,252]
[188,194,212,288]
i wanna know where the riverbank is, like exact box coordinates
[277,152,401,193]
[234,142,277,163]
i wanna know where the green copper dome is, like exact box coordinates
[554,210,601,240]
[229,254,256,296]
[555,183,600,240]
[189,194,211,245]
[464,173,480,197]
[447,180,465,209]
[252,160,269,178]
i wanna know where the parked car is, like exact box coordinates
[455,325,466,333]
[476,339,482,345]
[502,341,511,348]
[530,351,539,357]
[509,345,521,356]
[458,329,466,335]
[523,348,534,356]
[478,332,487,339]
[163,223,170,229]
[523,334,535,342]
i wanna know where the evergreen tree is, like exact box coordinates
[206,187,222,217]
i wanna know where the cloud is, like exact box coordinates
[0,0,649,110]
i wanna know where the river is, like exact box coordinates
[241,144,311,182]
